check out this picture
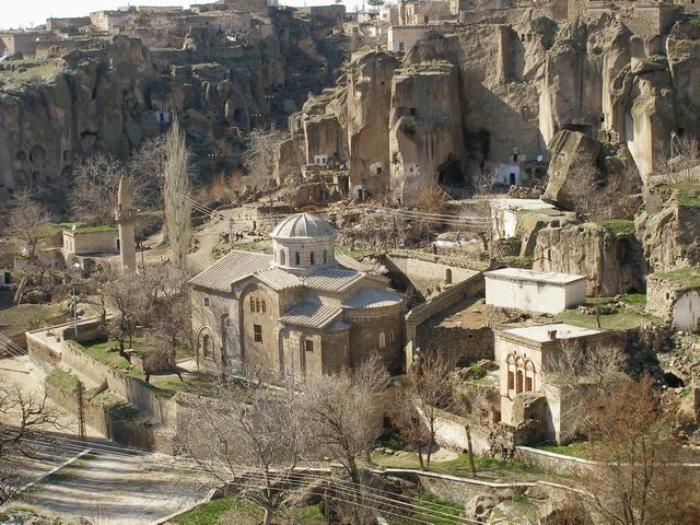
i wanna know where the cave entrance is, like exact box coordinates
[438,156,463,187]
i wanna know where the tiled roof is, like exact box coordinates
[255,267,303,291]
[344,287,403,309]
[189,250,271,292]
[280,302,343,329]
[303,266,365,293]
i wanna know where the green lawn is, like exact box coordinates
[147,373,220,399]
[556,301,660,330]
[371,451,540,478]
[174,495,325,525]
[233,239,273,254]
[599,219,635,236]
[673,179,700,208]
[658,267,700,288]
[0,302,67,337]
[414,493,465,525]
[46,368,80,392]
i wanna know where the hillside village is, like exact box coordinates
[0,0,699,524]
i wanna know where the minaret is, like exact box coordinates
[116,176,137,271]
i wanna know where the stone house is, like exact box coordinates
[489,198,556,240]
[62,227,119,258]
[495,323,609,443]
[190,213,405,378]
[485,268,587,315]
[646,269,700,333]
[0,32,57,57]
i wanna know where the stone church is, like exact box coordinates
[190,213,405,377]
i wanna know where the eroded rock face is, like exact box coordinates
[542,129,641,218]
[636,201,700,273]
[533,222,645,295]
[0,36,159,195]
[389,61,465,206]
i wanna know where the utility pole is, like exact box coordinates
[76,380,86,442]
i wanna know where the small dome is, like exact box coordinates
[270,213,337,240]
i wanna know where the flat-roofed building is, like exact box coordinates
[485,268,586,314]
[495,323,609,442]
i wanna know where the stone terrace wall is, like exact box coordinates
[61,340,176,428]
[404,272,484,367]
[418,324,493,366]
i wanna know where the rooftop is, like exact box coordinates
[490,199,555,211]
[344,287,403,309]
[280,302,343,329]
[500,323,604,344]
[485,267,586,285]
[303,266,365,293]
[189,250,271,292]
[270,213,337,240]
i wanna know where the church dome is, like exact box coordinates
[270,213,337,240]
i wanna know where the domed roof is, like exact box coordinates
[270,213,337,240]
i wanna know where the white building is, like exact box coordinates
[494,323,608,443]
[646,270,700,333]
[489,199,555,240]
[485,268,587,314]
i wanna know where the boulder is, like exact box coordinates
[465,494,500,523]
[542,130,641,218]
[488,499,539,525]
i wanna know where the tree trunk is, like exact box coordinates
[418,448,425,471]
[348,456,360,485]
[262,507,274,525]
[465,424,477,477]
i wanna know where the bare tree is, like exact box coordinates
[6,191,51,259]
[104,272,145,352]
[302,355,389,484]
[177,381,306,525]
[163,115,192,268]
[575,377,699,525]
[0,386,58,503]
[242,128,286,191]
[128,134,167,209]
[655,133,700,183]
[400,353,454,470]
[69,153,125,226]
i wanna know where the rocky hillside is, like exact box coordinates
[0,9,348,199]
[284,12,700,208]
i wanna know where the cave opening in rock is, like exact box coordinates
[438,155,464,187]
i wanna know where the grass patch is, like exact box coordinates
[233,239,273,254]
[46,368,80,392]
[599,219,635,236]
[494,255,533,268]
[371,451,540,477]
[414,493,464,525]
[620,292,646,305]
[48,222,118,235]
[336,246,373,259]
[0,302,66,337]
[658,267,700,288]
[147,373,219,399]
[557,305,660,330]
[174,495,325,525]
[673,179,700,207]
[40,452,97,483]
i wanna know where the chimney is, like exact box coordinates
[548,329,557,341]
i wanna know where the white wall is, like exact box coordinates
[673,291,700,332]
[485,276,586,314]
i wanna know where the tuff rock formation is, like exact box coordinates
[533,222,645,295]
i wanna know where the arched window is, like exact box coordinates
[255,298,261,313]
[202,334,211,356]
[525,361,536,392]
[280,250,286,265]
[379,332,386,349]
[203,297,210,306]
[390,331,395,345]
[310,252,315,265]
[323,250,328,264]
[295,252,300,265]
[506,354,516,392]
[250,297,255,313]
[261,299,267,313]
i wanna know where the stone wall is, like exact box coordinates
[61,340,177,428]
[418,324,493,367]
